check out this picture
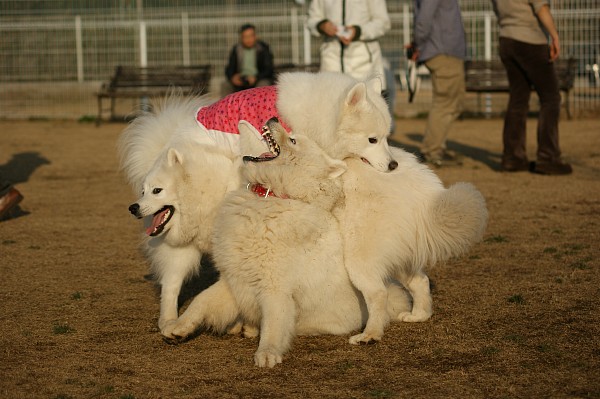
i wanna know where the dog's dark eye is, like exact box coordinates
[290,137,296,145]
[369,138,378,144]
[152,188,162,194]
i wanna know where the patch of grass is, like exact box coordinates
[503,334,526,344]
[78,115,97,123]
[571,260,590,270]
[469,254,481,260]
[485,235,508,243]
[120,395,135,399]
[53,323,75,335]
[2,239,17,245]
[554,277,564,284]
[481,346,501,356]
[28,245,41,250]
[508,294,525,305]
[368,389,394,398]
[53,395,74,399]
[71,292,83,300]
[543,247,558,254]
[336,361,356,371]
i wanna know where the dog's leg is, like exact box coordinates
[346,264,390,345]
[155,246,201,334]
[254,293,296,368]
[162,279,240,340]
[397,271,432,322]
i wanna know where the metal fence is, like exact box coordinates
[0,1,598,120]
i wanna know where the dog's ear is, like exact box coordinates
[167,148,184,167]
[366,76,383,95]
[327,158,347,179]
[345,82,367,107]
[238,120,269,157]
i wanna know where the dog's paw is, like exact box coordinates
[348,332,381,345]
[254,348,283,368]
[242,324,259,338]
[397,310,431,323]
[161,319,194,341]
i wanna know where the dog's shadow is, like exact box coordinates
[0,151,51,220]
[390,133,502,171]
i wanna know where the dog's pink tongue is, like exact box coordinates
[146,209,167,235]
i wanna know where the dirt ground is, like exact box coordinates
[1,116,598,399]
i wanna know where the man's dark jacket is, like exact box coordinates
[225,40,274,85]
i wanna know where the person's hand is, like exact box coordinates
[339,26,356,46]
[404,43,419,61]
[549,35,560,61]
[318,20,338,37]
[231,73,243,87]
[246,75,257,86]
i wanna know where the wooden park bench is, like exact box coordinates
[96,64,211,124]
[464,57,577,119]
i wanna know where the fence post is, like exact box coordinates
[402,3,410,47]
[140,21,147,67]
[484,12,492,117]
[303,21,311,66]
[291,8,300,65]
[75,16,84,82]
[182,13,190,66]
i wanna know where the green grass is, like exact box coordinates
[485,235,508,243]
[53,323,75,334]
[508,294,525,305]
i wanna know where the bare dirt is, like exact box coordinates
[1,116,598,399]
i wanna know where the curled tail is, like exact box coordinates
[117,93,214,194]
[420,182,488,266]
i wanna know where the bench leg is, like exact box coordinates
[96,96,103,126]
[564,90,572,120]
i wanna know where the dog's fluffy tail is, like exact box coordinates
[417,182,488,267]
[117,93,214,193]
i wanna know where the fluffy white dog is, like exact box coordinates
[338,148,488,344]
[163,119,412,367]
[118,72,397,334]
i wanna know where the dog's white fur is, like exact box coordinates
[163,120,412,367]
[118,72,397,334]
[338,147,488,344]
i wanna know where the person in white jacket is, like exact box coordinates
[307,0,391,92]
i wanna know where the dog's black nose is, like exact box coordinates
[389,160,398,171]
[129,203,140,216]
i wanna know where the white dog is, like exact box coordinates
[118,72,397,334]
[338,148,488,345]
[163,119,412,367]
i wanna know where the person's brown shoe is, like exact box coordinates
[531,161,573,175]
[0,187,24,220]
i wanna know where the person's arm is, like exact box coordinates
[307,0,336,37]
[351,0,390,42]
[224,45,238,81]
[413,0,442,48]
[536,4,560,60]
[256,42,275,82]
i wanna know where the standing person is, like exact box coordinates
[307,0,391,93]
[409,0,467,167]
[0,176,23,221]
[492,0,572,174]
[224,23,274,94]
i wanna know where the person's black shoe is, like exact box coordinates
[500,159,531,172]
[531,161,573,175]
